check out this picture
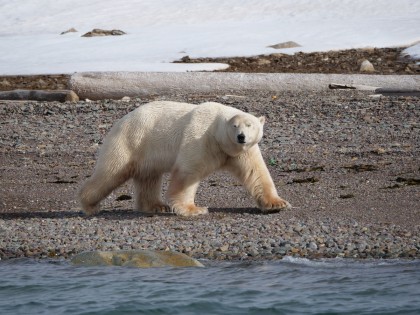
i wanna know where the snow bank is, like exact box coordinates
[0,0,419,74]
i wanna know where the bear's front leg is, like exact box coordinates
[167,169,208,216]
[226,146,291,213]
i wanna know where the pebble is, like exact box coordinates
[0,214,418,260]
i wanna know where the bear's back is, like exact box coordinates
[120,101,195,136]
[130,101,196,122]
[124,101,241,134]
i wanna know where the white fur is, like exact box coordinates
[79,101,290,216]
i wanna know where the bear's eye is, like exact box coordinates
[246,123,251,127]
[233,124,238,128]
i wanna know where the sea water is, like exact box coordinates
[0,257,419,315]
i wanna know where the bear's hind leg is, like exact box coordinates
[79,163,133,215]
[133,174,170,213]
[167,170,208,216]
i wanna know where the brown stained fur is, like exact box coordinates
[167,167,206,216]
[171,203,209,216]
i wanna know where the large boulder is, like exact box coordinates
[70,250,204,268]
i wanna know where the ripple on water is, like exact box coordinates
[0,257,419,315]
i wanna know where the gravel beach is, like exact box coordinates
[1,89,419,260]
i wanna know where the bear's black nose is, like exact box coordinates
[237,133,246,143]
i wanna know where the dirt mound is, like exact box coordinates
[175,47,418,74]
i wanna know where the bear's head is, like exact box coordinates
[225,114,265,154]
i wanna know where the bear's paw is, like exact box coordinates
[258,196,291,214]
[82,204,101,216]
[172,204,209,217]
[141,202,171,214]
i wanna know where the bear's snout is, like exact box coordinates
[237,133,246,143]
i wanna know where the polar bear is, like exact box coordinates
[79,101,290,216]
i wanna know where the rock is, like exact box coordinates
[82,29,126,37]
[360,60,375,73]
[268,41,302,49]
[60,28,78,35]
[308,242,318,250]
[408,63,419,72]
[70,250,204,268]
[180,56,191,62]
[270,53,286,58]
[0,79,11,88]
[219,244,229,252]
[257,59,271,66]
[37,79,48,88]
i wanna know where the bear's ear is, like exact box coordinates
[259,116,266,125]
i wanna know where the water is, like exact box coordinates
[0,257,419,315]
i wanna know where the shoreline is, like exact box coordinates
[1,89,419,261]
[1,211,418,261]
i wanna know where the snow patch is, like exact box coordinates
[0,0,419,74]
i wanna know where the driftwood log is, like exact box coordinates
[0,89,79,102]
[329,83,420,96]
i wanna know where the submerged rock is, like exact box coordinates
[70,250,204,268]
